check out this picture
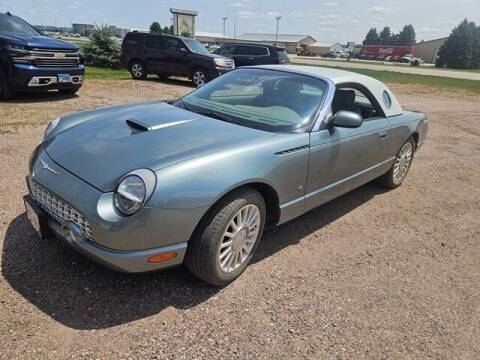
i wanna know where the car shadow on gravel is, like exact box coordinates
[2,182,386,330]
[5,91,79,103]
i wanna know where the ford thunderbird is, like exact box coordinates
[25,65,428,285]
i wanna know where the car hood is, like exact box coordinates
[45,101,273,192]
[0,33,78,50]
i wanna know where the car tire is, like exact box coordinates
[59,87,80,95]
[129,61,147,80]
[185,187,266,286]
[0,70,15,100]
[191,68,208,87]
[377,136,416,188]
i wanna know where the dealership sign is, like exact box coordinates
[170,8,198,37]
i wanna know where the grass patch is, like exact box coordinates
[295,62,480,93]
[85,67,130,80]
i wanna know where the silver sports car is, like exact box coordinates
[25,65,428,285]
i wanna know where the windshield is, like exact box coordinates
[178,68,327,132]
[0,14,40,36]
[183,38,211,55]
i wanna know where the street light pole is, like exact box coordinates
[275,16,282,45]
[222,17,228,42]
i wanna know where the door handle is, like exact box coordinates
[378,131,389,139]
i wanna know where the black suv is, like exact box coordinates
[120,32,234,86]
[214,43,290,67]
[0,11,84,100]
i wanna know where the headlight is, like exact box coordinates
[44,117,60,140]
[5,44,29,53]
[114,175,146,215]
[214,58,227,67]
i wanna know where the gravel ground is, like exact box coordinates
[1,79,479,359]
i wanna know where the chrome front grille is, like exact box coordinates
[13,49,81,68]
[31,182,93,240]
[33,58,79,67]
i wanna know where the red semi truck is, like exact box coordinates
[360,45,416,61]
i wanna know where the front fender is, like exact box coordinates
[149,132,311,221]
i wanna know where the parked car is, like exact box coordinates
[322,52,339,58]
[25,65,428,285]
[214,43,290,67]
[120,32,234,86]
[0,11,84,100]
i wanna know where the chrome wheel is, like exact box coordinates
[131,63,144,78]
[393,142,413,185]
[193,71,206,86]
[218,204,261,273]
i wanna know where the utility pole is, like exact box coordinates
[222,17,228,42]
[275,16,282,45]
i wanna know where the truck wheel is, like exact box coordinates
[191,68,208,87]
[185,188,266,286]
[129,61,147,80]
[0,70,15,100]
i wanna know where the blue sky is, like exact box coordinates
[1,0,479,43]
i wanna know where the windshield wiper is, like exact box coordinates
[180,100,240,125]
[198,110,235,122]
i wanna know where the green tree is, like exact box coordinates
[436,19,479,69]
[169,25,175,35]
[363,28,380,45]
[82,26,120,68]
[149,21,162,33]
[379,26,392,45]
[163,26,171,34]
[398,24,416,46]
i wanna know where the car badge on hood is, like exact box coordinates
[40,158,59,175]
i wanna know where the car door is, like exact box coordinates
[230,45,251,67]
[164,37,190,76]
[305,85,392,210]
[145,35,168,74]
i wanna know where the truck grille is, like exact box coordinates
[33,58,79,67]
[31,181,93,241]
[13,48,81,68]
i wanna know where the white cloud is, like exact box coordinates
[323,2,338,6]
[236,10,255,18]
[369,6,388,14]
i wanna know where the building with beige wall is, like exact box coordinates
[415,37,448,64]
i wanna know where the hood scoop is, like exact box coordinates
[126,118,193,132]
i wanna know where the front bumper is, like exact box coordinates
[25,147,206,273]
[8,63,85,91]
[24,194,187,272]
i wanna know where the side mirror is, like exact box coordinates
[332,110,363,128]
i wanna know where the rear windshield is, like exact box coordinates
[0,14,40,36]
[277,48,290,60]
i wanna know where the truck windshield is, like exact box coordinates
[178,68,327,133]
[183,38,211,55]
[0,14,41,36]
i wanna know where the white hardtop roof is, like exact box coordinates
[249,65,403,117]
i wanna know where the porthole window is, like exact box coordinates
[383,91,392,108]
